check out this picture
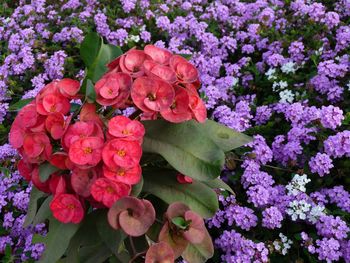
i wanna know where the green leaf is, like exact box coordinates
[39,162,60,182]
[131,176,143,197]
[179,53,192,60]
[203,178,234,194]
[142,120,225,181]
[0,167,10,176]
[9,98,33,111]
[96,210,127,256]
[33,196,53,225]
[199,120,252,152]
[143,169,219,218]
[85,79,96,103]
[24,187,46,227]
[86,40,123,83]
[80,32,102,67]
[182,228,214,263]
[66,212,101,263]
[171,216,189,230]
[70,103,81,113]
[37,218,80,263]
[79,242,112,263]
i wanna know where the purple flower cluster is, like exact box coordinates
[215,230,269,263]
[0,0,350,262]
[0,169,46,261]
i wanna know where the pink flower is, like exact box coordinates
[36,81,70,115]
[57,78,81,99]
[63,121,104,150]
[68,137,104,167]
[95,72,132,107]
[45,113,71,140]
[71,168,99,197]
[102,139,142,169]
[50,194,84,224]
[144,45,173,65]
[91,178,130,208]
[103,164,141,185]
[108,116,145,142]
[169,55,199,83]
[22,132,52,163]
[131,77,175,112]
[107,196,155,236]
[160,87,192,123]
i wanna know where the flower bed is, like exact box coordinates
[0,0,350,262]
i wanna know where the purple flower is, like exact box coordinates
[44,51,67,80]
[324,12,340,29]
[254,105,272,125]
[309,153,334,177]
[316,215,349,240]
[262,206,283,229]
[320,105,344,129]
[315,238,342,262]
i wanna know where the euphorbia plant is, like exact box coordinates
[9,33,251,263]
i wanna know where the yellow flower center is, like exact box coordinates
[106,186,114,194]
[117,169,125,176]
[50,105,56,112]
[117,149,126,157]
[84,147,92,154]
[122,129,129,135]
[67,204,75,210]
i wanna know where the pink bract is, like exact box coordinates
[90,178,130,208]
[107,196,155,236]
[50,194,84,224]
[68,137,104,167]
[57,78,81,99]
[144,45,173,65]
[102,139,142,169]
[103,164,141,185]
[131,76,175,112]
[145,242,175,263]
[160,87,192,123]
[94,72,132,107]
[108,115,145,142]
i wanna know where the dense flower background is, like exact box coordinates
[0,0,350,262]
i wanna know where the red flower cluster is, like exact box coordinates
[106,45,207,123]
[9,45,207,225]
[10,83,145,224]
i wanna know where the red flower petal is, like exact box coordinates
[160,87,192,123]
[58,78,80,98]
[50,194,84,224]
[145,242,175,263]
[144,45,173,65]
[131,77,175,112]
[102,139,142,169]
[103,164,141,185]
[91,178,130,208]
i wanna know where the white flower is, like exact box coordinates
[128,35,140,43]
[281,62,296,74]
[274,233,293,255]
[286,174,311,196]
[272,80,288,92]
[265,68,277,80]
[287,200,311,221]
[273,241,281,250]
[315,47,323,56]
[279,89,294,103]
[232,77,239,86]
[308,205,325,224]
[346,81,350,91]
